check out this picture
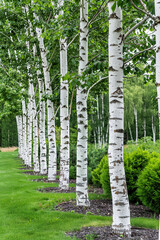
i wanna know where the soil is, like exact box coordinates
[56,199,158,240]
[0,147,18,152]
[66,226,158,240]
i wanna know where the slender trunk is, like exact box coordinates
[22,100,27,165]
[102,94,105,148]
[35,17,57,179]
[134,106,138,144]
[155,0,160,140]
[144,106,146,141]
[76,0,90,206]
[144,118,146,141]
[108,1,131,235]
[16,116,23,158]
[152,116,156,143]
[97,95,101,148]
[38,71,47,174]
[27,80,33,168]
[128,123,133,142]
[106,124,109,146]
[59,0,70,190]
[32,85,39,172]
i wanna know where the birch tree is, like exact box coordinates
[108,1,131,235]
[58,0,70,190]
[76,0,90,207]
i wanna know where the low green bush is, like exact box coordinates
[92,148,159,202]
[92,156,107,187]
[137,158,160,213]
[124,148,151,202]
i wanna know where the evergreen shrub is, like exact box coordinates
[92,155,108,187]
[124,148,151,202]
[69,166,76,179]
[137,158,160,213]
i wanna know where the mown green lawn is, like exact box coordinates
[0,151,158,240]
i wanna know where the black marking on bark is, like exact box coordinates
[109,143,116,145]
[61,86,67,90]
[64,135,69,139]
[115,202,125,206]
[114,27,122,32]
[78,128,81,132]
[118,57,123,61]
[81,107,87,112]
[110,117,122,120]
[79,56,84,61]
[80,136,87,139]
[110,99,121,104]
[113,87,123,95]
[62,105,67,108]
[81,89,87,94]
[110,44,118,46]
[155,82,160,87]
[77,101,83,105]
[78,120,84,125]
[78,114,85,118]
[84,124,88,129]
[82,37,87,41]
[77,144,85,148]
[109,66,118,71]
[109,13,120,19]
[114,129,124,133]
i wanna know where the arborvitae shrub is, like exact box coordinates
[137,158,160,213]
[100,156,111,198]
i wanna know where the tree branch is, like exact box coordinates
[124,45,156,65]
[67,33,79,48]
[124,16,149,40]
[87,76,108,99]
[130,0,156,21]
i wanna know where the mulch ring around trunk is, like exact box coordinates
[66,226,158,240]
[22,171,47,176]
[38,186,103,195]
[54,199,158,219]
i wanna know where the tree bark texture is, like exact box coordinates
[35,20,57,179]
[155,0,160,140]
[58,0,70,190]
[108,1,131,235]
[76,0,90,207]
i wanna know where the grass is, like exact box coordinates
[0,152,159,240]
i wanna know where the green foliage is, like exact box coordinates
[137,158,160,213]
[92,155,108,187]
[69,165,76,179]
[100,157,111,198]
[124,148,151,202]
[88,145,107,170]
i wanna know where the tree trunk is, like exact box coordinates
[155,0,160,140]
[128,123,133,142]
[38,71,47,174]
[16,116,23,158]
[32,85,39,173]
[35,16,57,180]
[134,106,138,144]
[152,116,156,143]
[108,1,131,235]
[58,0,70,190]
[97,95,101,148]
[27,80,33,168]
[22,100,27,165]
[76,0,90,207]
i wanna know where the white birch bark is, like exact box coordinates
[155,0,160,140]
[134,106,138,144]
[76,0,90,207]
[22,100,27,165]
[16,116,23,158]
[97,95,101,148]
[38,71,47,174]
[58,0,70,190]
[32,85,40,172]
[27,80,33,168]
[102,94,105,147]
[128,123,133,142]
[34,15,57,179]
[108,2,131,235]
[152,116,156,143]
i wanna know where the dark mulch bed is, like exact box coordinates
[66,226,158,240]
[55,199,158,219]
[38,186,103,195]
[22,171,47,176]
